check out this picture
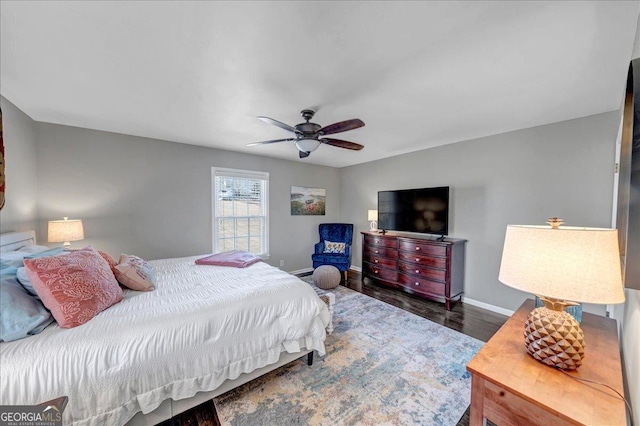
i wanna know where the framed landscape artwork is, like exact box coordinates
[291,186,325,215]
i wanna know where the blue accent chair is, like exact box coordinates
[311,223,354,281]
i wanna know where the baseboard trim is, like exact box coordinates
[290,267,313,276]
[462,297,514,317]
[292,266,362,276]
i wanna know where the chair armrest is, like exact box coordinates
[345,244,352,257]
[314,242,324,254]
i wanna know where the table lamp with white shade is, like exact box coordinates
[368,209,378,231]
[48,217,84,248]
[498,218,625,370]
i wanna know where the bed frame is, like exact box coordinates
[0,230,335,425]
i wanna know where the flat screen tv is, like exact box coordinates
[378,186,449,235]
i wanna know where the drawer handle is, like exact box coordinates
[374,250,379,254]
[415,258,420,262]
[414,282,420,286]
[374,270,379,274]
[415,269,419,273]
[374,259,379,263]
[415,247,421,251]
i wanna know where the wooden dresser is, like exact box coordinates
[361,231,466,310]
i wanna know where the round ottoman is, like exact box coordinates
[312,265,341,289]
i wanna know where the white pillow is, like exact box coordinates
[323,241,346,254]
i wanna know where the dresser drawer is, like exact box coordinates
[363,262,398,282]
[363,245,398,259]
[398,251,447,269]
[398,261,446,282]
[364,234,398,249]
[398,239,447,257]
[364,254,397,269]
[398,272,446,297]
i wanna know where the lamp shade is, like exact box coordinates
[368,209,378,221]
[48,217,84,245]
[498,225,625,304]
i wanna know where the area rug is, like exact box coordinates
[214,281,484,425]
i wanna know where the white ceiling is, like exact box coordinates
[1,1,639,168]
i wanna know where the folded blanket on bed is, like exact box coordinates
[195,250,262,268]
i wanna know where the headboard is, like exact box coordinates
[0,230,37,252]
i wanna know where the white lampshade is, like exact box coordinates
[498,225,625,304]
[48,217,84,247]
[295,138,321,153]
[368,210,378,221]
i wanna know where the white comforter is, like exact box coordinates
[0,256,330,425]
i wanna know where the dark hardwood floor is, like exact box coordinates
[345,271,507,343]
[161,270,508,426]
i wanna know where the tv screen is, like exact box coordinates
[378,187,449,235]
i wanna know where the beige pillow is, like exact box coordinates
[114,254,156,291]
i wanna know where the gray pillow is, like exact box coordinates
[0,265,54,342]
[0,245,56,268]
[25,246,67,259]
[0,251,31,268]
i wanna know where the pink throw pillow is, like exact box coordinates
[23,247,123,328]
[98,250,118,273]
[114,254,156,291]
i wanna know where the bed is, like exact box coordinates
[0,230,334,425]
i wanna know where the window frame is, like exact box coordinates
[211,167,269,258]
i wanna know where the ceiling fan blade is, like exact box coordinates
[321,138,364,151]
[299,151,311,159]
[257,116,298,134]
[246,138,295,147]
[319,119,365,135]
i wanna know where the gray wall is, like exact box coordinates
[34,123,340,271]
[0,96,39,233]
[339,111,620,314]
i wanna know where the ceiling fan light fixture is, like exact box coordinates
[295,138,321,153]
[251,110,365,155]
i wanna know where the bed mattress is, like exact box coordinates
[0,256,330,425]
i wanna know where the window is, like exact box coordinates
[212,167,269,257]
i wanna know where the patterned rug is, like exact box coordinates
[214,281,484,425]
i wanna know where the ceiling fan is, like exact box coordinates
[247,110,365,158]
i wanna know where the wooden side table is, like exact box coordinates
[466,299,626,426]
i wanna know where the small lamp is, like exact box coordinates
[368,209,378,231]
[498,218,625,370]
[48,217,84,248]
